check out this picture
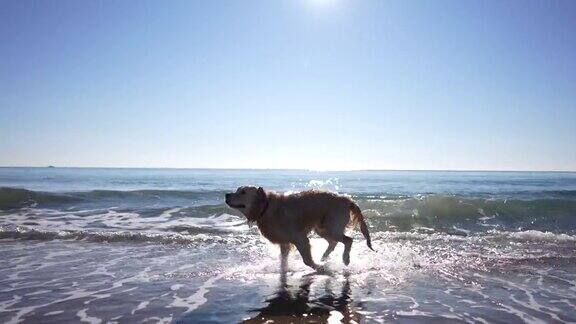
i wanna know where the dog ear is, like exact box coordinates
[257,187,266,201]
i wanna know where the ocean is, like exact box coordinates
[1,167,576,323]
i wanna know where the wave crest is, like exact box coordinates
[0,187,227,210]
[0,225,247,245]
[357,194,576,233]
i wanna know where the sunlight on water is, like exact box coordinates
[305,178,340,192]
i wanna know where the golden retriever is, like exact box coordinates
[225,186,373,270]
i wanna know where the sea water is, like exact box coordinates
[1,168,576,323]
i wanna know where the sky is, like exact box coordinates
[1,0,575,171]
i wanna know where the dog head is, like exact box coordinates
[225,186,267,221]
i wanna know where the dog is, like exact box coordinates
[225,186,374,270]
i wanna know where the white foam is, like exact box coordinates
[25,289,51,296]
[77,308,102,324]
[171,284,184,291]
[327,310,344,323]
[159,207,182,218]
[45,310,64,316]
[503,230,576,243]
[170,273,227,312]
[131,301,149,315]
[305,178,340,192]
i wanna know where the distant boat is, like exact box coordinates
[47,165,55,168]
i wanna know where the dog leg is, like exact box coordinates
[279,244,290,286]
[293,237,318,270]
[280,244,290,273]
[340,235,353,265]
[321,241,337,261]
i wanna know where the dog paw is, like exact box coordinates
[343,256,350,266]
[314,265,330,274]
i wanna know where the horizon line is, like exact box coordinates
[0,165,574,173]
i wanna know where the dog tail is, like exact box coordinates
[350,202,374,251]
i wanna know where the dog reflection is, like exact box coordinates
[243,273,361,323]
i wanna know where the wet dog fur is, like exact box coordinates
[225,186,373,270]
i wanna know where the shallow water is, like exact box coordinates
[1,168,576,323]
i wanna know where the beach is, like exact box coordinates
[1,168,576,323]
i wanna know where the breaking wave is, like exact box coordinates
[1,224,575,250]
[0,225,252,245]
[355,194,576,233]
[0,187,226,209]
[2,187,576,236]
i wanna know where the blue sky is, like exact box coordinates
[1,0,575,171]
